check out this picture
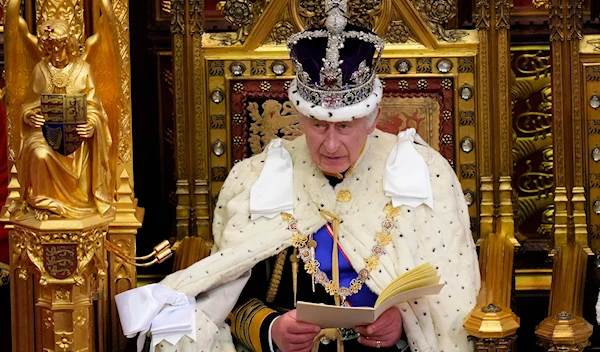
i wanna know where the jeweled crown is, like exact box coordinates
[286,0,385,110]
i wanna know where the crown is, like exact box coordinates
[287,0,385,114]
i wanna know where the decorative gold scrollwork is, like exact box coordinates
[218,0,269,44]
[517,158,554,200]
[248,100,302,154]
[291,0,383,30]
[411,0,466,41]
[11,226,107,286]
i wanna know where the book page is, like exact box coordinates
[296,284,444,328]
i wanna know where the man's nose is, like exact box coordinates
[323,127,340,153]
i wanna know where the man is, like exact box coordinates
[116,1,480,351]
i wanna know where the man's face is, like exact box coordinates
[298,113,377,174]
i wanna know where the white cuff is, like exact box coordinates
[268,315,281,352]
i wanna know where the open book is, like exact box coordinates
[296,263,444,328]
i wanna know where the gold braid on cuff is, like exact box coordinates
[230,298,277,352]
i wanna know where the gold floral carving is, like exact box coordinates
[552,44,564,186]
[193,39,207,180]
[533,0,549,9]
[11,226,107,286]
[55,285,71,302]
[292,0,383,30]
[270,21,296,45]
[495,0,511,30]
[218,0,268,44]
[549,1,564,42]
[170,0,185,34]
[248,100,302,154]
[55,332,74,351]
[571,41,583,185]
[411,0,465,41]
[112,0,134,164]
[566,0,583,40]
[478,32,491,174]
[74,308,87,327]
[43,309,54,330]
[498,32,511,174]
[385,20,411,43]
[189,0,204,34]
[475,0,491,30]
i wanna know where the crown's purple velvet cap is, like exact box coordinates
[290,24,377,86]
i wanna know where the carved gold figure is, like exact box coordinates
[5,3,123,221]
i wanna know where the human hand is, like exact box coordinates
[76,122,95,138]
[25,109,45,128]
[272,310,321,352]
[355,307,403,348]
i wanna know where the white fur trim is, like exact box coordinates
[288,77,383,122]
[597,291,600,325]
[150,130,479,352]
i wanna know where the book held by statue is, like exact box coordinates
[296,263,444,328]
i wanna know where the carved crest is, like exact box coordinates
[43,243,77,280]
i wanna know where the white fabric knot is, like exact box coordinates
[250,138,294,220]
[384,128,433,209]
[115,284,196,351]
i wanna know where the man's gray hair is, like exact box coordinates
[363,106,380,128]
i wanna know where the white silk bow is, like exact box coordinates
[384,128,434,209]
[250,138,294,220]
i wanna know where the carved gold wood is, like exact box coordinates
[464,0,520,348]
[535,0,593,349]
[582,40,600,252]
[9,216,113,352]
[4,0,142,351]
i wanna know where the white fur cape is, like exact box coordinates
[153,129,480,352]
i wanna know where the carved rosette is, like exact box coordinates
[270,21,295,45]
[11,226,107,286]
[412,0,465,41]
[294,0,382,30]
[220,0,267,44]
[385,20,411,43]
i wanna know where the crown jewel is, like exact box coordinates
[287,0,385,110]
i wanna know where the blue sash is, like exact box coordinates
[313,225,378,307]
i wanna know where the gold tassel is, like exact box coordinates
[266,248,289,303]
[311,328,344,352]
[290,247,299,307]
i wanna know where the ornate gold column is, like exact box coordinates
[10,215,112,352]
[464,0,520,348]
[171,0,210,240]
[535,0,593,349]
